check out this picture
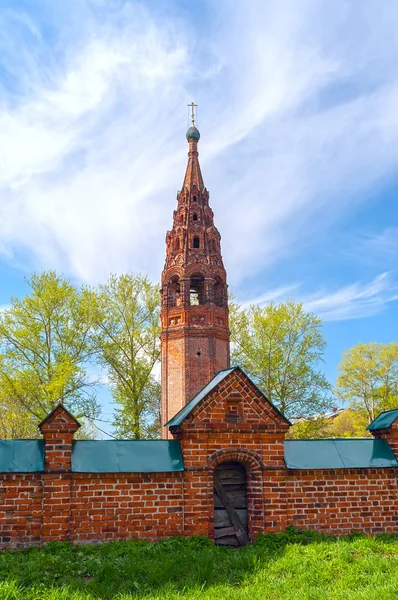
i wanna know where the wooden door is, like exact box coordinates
[213,461,249,546]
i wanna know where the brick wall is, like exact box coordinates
[284,469,398,534]
[0,474,42,549]
[1,463,397,549]
[1,390,398,549]
[70,473,184,543]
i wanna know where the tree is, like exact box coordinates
[113,379,161,440]
[286,416,329,439]
[230,299,331,418]
[93,273,161,439]
[287,409,370,439]
[327,409,370,438]
[336,342,398,423]
[0,271,100,435]
[0,391,37,438]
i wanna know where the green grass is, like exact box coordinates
[1,529,398,599]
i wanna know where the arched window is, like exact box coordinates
[193,236,200,249]
[193,195,197,203]
[193,213,198,221]
[175,238,180,251]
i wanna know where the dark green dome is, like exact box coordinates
[186,126,200,141]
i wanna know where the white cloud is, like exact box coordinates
[0,0,397,286]
[244,272,398,321]
[333,228,398,277]
[302,273,398,321]
[0,1,189,281]
[368,229,398,259]
[356,228,398,268]
[240,284,299,308]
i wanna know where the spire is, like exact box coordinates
[163,114,220,274]
[182,131,204,191]
[182,102,204,191]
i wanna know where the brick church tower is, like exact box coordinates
[161,109,230,437]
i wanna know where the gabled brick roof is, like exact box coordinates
[165,366,291,427]
[38,403,80,430]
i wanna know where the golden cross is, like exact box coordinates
[188,102,198,127]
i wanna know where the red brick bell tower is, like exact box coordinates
[161,107,230,437]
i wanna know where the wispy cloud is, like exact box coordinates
[243,272,398,321]
[240,284,299,308]
[302,273,398,321]
[0,1,190,281]
[0,0,397,287]
[343,228,398,270]
[367,229,398,262]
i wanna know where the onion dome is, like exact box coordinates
[186,126,200,142]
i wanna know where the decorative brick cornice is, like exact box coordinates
[180,423,290,433]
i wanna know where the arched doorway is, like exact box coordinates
[213,461,249,546]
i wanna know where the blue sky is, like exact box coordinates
[0,0,397,429]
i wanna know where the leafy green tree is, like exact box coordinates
[327,409,370,438]
[230,299,331,418]
[93,273,161,439]
[287,409,371,439]
[286,416,329,439]
[0,392,37,438]
[113,379,161,440]
[0,272,100,434]
[336,342,398,423]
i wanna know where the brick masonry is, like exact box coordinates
[1,372,398,550]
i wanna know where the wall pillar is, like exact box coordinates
[368,411,398,459]
[371,422,398,457]
[38,405,80,543]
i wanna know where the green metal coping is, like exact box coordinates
[165,366,291,428]
[285,438,398,469]
[367,409,398,431]
[0,440,44,472]
[72,440,184,473]
[0,437,397,473]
